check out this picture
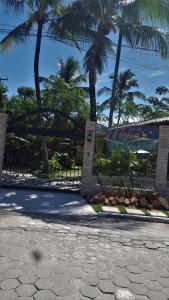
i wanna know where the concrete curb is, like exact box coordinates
[99,212,169,224]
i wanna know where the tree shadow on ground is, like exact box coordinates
[0,187,163,234]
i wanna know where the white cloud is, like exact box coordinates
[148,69,169,78]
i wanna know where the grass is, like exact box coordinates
[141,208,151,216]
[91,204,103,213]
[118,206,127,214]
[163,211,169,218]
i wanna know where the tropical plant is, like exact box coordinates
[108,0,169,127]
[17,87,35,100]
[156,85,169,96]
[0,0,88,171]
[82,0,118,122]
[145,86,169,114]
[42,77,90,128]
[39,56,86,87]
[68,0,169,123]
[98,69,145,124]
[56,56,86,84]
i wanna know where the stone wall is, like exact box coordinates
[0,113,8,178]
[156,125,169,194]
[81,121,101,196]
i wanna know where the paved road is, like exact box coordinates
[0,212,169,300]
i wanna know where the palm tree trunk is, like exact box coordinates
[34,22,49,172]
[117,102,122,125]
[89,68,97,122]
[108,30,123,128]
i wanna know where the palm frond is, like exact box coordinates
[56,56,86,84]
[0,16,35,51]
[97,87,112,97]
[120,22,169,59]
[156,86,169,95]
[47,21,81,50]
[57,1,97,43]
[98,97,111,112]
[83,35,114,75]
[39,76,52,84]
[2,0,24,12]
[140,0,169,27]
[73,74,86,84]
[127,91,146,101]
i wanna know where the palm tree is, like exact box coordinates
[39,56,86,86]
[56,56,86,84]
[82,0,118,121]
[0,0,87,171]
[98,69,145,124]
[70,0,169,123]
[108,0,169,127]
[156,86,169,96]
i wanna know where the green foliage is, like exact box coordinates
[141,208,151,216]
[57,56,86,84]
[49,154,61,171]
[91,205,103,213]
[118,206,127,214]
[93,156,112,176]
[60,153,74,169]
[42,77,89,127]
[94,148,156,179]
[17,86,35,99]
[163,211,169,218]
[98,69,145,124]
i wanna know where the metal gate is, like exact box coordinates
[1,110,84,192]
[1,166,82,192]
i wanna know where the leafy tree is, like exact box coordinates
[17,87,35,100]
[4,80,89,169]
[42,77,89,129]
[0,0,87,171]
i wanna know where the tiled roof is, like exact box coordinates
[106,116,169,130]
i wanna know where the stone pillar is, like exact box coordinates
[155,125,169,193]
[81,120,100,196]
[0,113,8,179]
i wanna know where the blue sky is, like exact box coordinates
[0,0,169,103]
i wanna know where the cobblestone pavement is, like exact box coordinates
[0,213,169,300]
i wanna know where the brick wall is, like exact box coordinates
[156,125,169,193]
[0,113,8,178]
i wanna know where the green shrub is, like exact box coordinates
[49,154,61,171]
[93,156,111,176]
[60,153,74,169]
